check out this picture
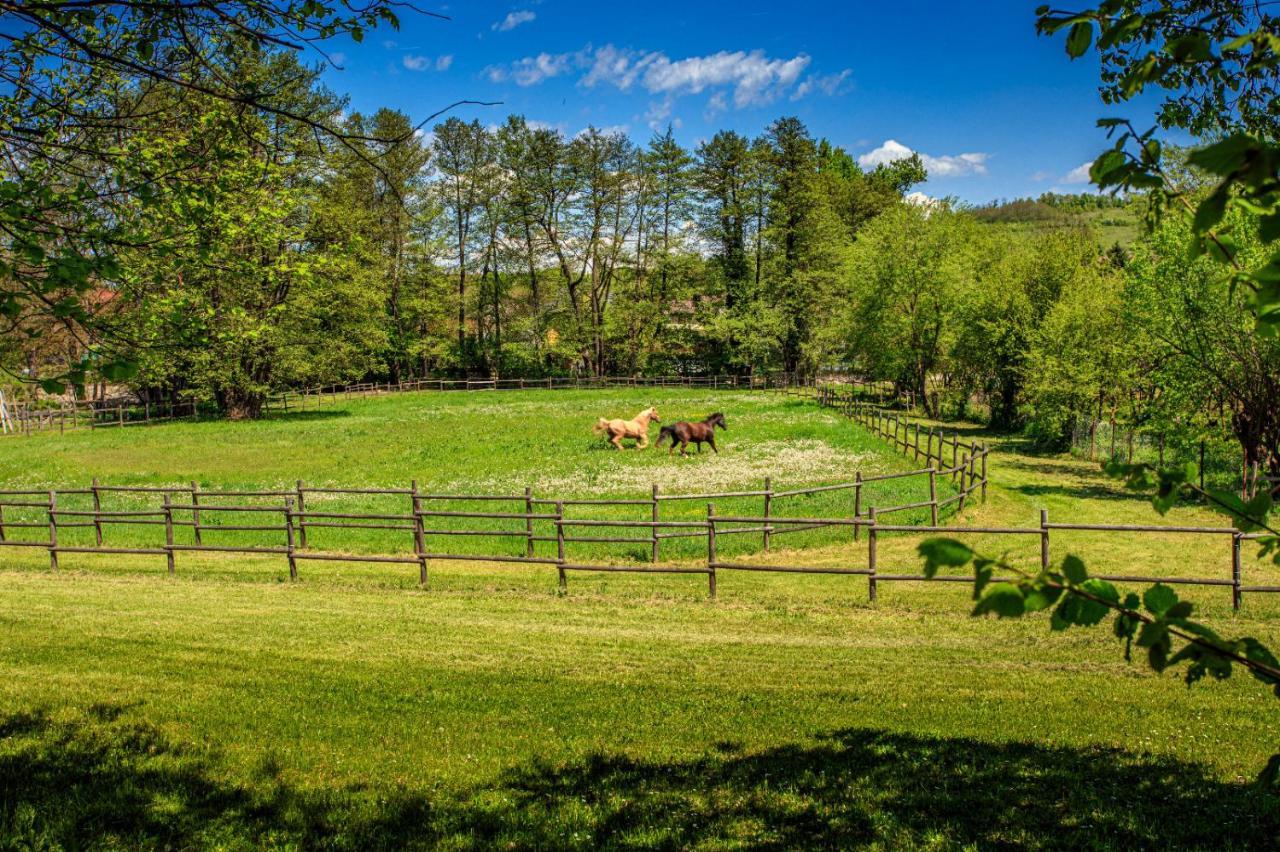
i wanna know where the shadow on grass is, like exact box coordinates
[2,706,1277,849]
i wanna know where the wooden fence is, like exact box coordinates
[3,374,787,436]
[1,485,1271,609]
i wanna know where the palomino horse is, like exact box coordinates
[657,412,727,456]
[593,406,660,450]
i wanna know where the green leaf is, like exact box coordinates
[1193,188,1229,234]
[973,583,1026,618]
[1188,134,1261,177]
[1061,554,1088,585]
[38,378,66,395]
[1066,21,1093,57]
[918,538,973,578]
[1143,583,1177,617]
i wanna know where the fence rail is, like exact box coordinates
[4,486,1269,609]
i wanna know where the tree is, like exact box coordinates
[433,118,495,370]
[839,203,974,414]
[1037,0,1280,329]
[0,1,433,391]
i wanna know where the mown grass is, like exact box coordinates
[0,388,943,565]
[3,391,1280,848]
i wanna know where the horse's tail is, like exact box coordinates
[592,417,610,435]
[656,425,674,446]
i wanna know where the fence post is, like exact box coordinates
[411,481,427,587]
[524,486,535,558]
[1232,532,1242,610]
[853,471,863,541]
[0,502,6,542]
[295,479,308,548]
[1040,509,1050,572]
[91,477,104,546]
[555,500,567,591]
[283,499,298,581]
[980,446,988,502]
[762,476,773,552]
[957,451,970,512]
[706,503,717,600]
[926,427,935,467]
[47,490,58,570]
[867,506,877,603]
[929,468,938,526]
[651,484,660,563]
[163,494,175,574]
[951,437,958,482]
[190,481,203,545]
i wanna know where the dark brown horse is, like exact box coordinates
[656,413,727,456]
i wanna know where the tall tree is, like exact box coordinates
[433,118,495,370]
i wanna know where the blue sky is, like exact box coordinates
[319,0,1167,203]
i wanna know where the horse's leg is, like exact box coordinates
[680,439,688,457]
[709,435,718,454]
[638,431,649,449]
[611,431,624,450]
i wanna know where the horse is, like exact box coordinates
[656,412,727,456]
[593,406,660,450]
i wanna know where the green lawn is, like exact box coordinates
[0,388,943,565]
[2,390,1279,848]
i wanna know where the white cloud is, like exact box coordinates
[858,139,989,178]
[792,69,851,100]
[404,54,453,73]
[493,10,536,32]
[1063,161,1093,184]
[487,51,576,85]
[487,44,835,109]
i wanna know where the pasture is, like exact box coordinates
[3,388,1280,848]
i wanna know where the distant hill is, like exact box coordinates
[966,193,1143,248]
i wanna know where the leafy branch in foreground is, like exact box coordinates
[1036,1,1280,331]
[918,461,1280,783]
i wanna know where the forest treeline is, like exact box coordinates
[2,28,1276,485]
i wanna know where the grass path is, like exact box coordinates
[2,393,1279,846]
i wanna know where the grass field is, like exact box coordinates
[0,388,944,566]
[3,389,1280,848]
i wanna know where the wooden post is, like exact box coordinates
[957,452,970,512]
[980,445,988,502]
[190,481,203,545]
[163,494,175,574]
[1232,532,1242,610]
[762,476,773,552]
[926,427,935,467]
[951,437,958,482]
[853,471,863,542]
[928,468,938,526]
[555,501,567,591]
[651,484,660,563]
[283,499,298,581]
[295,479,308,548]
[706,503,717,600]
[0,503,6,542]
[117,403,124,427]
[1040,509,1050,572]
[91,477,104,546]
[867,506,877,603]
[47,490,58,570]
[411,482,427,587]
[524,486,535,558]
